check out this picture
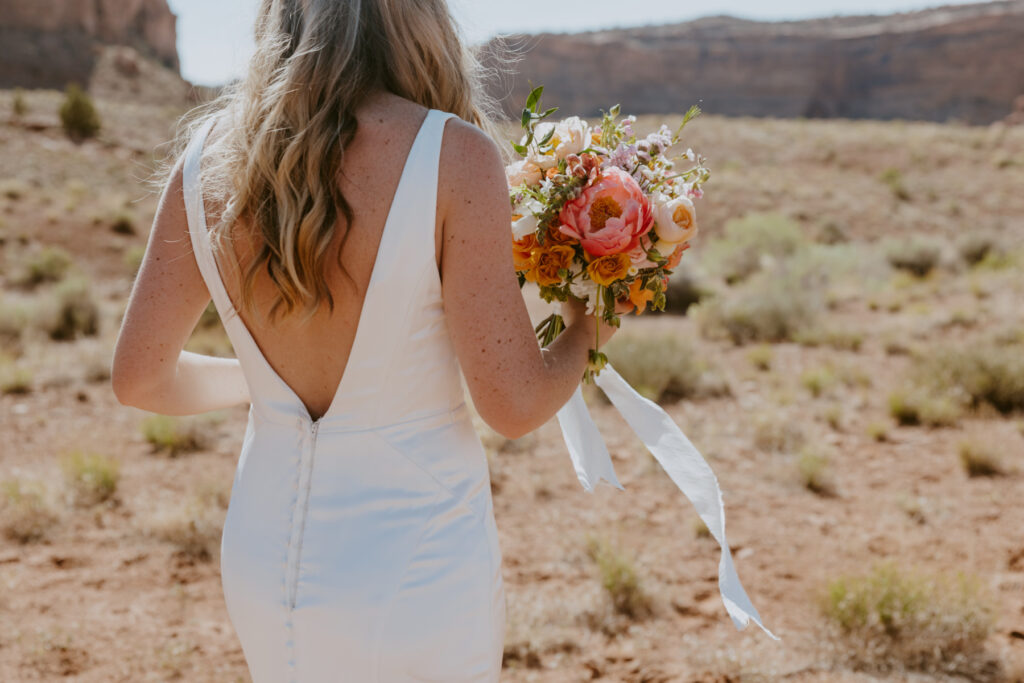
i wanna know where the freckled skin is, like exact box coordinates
[437,115,630,439]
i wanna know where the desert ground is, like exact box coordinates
[1,89,1023,682]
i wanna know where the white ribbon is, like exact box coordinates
[556,363,779,640]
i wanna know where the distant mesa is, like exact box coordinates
[481,0,1024,125]
[0,0,188,103]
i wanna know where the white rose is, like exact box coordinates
[550,116,591,159]
[511,213,539,240]
[652,193,698,245]
[507,159,543,188]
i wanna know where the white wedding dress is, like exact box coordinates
[182,109,506,681]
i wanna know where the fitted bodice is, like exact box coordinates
[183,109,465,434]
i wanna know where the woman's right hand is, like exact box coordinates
[561,293,634,349]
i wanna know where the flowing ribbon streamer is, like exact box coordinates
[555,363,779,640]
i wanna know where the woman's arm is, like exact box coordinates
[111,159,250,415]
[437,119,628,440]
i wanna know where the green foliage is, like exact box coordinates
[694,264,823,345]
[705,212,807,285]
[35,276,100,341]
[885,235,942,277]
[15,246,72,287]
[12,88,28,118]
[603,332,727,403]
[1,480,58,544]
[820,561,996,676]
[584,533,652,618]
[61,451,120,506]
[141,415,211,456]
[58,83,101,140]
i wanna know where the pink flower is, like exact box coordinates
[557,167,654,256]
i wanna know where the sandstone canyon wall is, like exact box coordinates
[0,0,179,90]
[483,0,1024,125]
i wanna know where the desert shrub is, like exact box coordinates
[957,440,1006,478]
[1,480,58,543]
[141,415,212,456]
[110,209,136,235]
[797,447,837,496]
[692,516,711,539]
[823,404,843,431]
[15,246,72,286]
[801,366,837,398]
[794,326,864,352]
[58,84,101,140]
[704,212,806,285]
[12,88,28,118]
[659,263,708,315]
[34,276,100,341]
[878,167,911,201]
[866,421,889,442]
[819,561,997,677]
[0,360,32,394]
[816,221,849,245]
[913,343,1024,415]
[695,264,823,345]
[885,235,941,277]
[957,233,1002,267]
[61,451,119,506]
[0,296,30,348]
[0,178,30,200]
[584,533,652,619]
[751,412,806,454]
[745,344,773,371]
[887,388,962,427]
[149,483,228,561]
[603,332,727,403]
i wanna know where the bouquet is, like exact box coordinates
[504,89,778,641]
[506,86,709,382]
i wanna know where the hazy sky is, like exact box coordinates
[166,0,990,86]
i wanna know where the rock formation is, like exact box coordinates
[0,0,179,90]
[482,0,1024,125]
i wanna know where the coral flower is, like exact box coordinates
[557,167,654,257]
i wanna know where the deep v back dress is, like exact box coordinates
[182,109,506,682]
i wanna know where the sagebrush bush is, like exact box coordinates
[141,415,212,456]
[695,265,823,344]
[797,447,837,496]
[920,343,1024,415]
[15,246,72,287]
[1,480,58,543]
[958,440,1005,477]
[704,212,807,284]
[59,84,101,140]
[0,361,32,394]
[888,387,962,427]
[149,484,228,561]
[820,561,996,677]
[603,332,727,403]
[584,533,652,619]
[35,276,100,341]
[885,235,942,277]
[61,451,119,506]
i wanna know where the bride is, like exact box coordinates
[111,0,629,679]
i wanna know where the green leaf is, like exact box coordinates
[526,86,544,112]
[609,104,621,118]
[538,126,555,145]
[521,108,532,129]
[539,106,559,119]
[511,141,528,156]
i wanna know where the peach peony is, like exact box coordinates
[557,167,654,257]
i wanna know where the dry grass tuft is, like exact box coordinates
[603,332,728,403]
[148,482,229,561]
[584,533,653,619]
[34,276,101,341]
[796,447,837,497]
[0,480,59,543]
[140,415,213,456]
[888,387,963,427]
[957,440,1006,478]
[885,235,942,277]
[819,561,998,678]
[61,451,120,507]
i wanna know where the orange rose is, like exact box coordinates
[627,277,654,314]
[586,253,631,287]
[525,244,575,286]
[513,234,539,272]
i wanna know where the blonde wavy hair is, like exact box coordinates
[172,0,505,326]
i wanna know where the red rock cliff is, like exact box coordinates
[0,0,179,90]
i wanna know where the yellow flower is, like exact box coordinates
[512,233,539,272]
[525,245,574,286]
[586,253,631,286]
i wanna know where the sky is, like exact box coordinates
[166,0,991,86]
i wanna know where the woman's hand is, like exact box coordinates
[561,293,634,349]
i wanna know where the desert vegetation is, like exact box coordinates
[1,85,1022,681]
